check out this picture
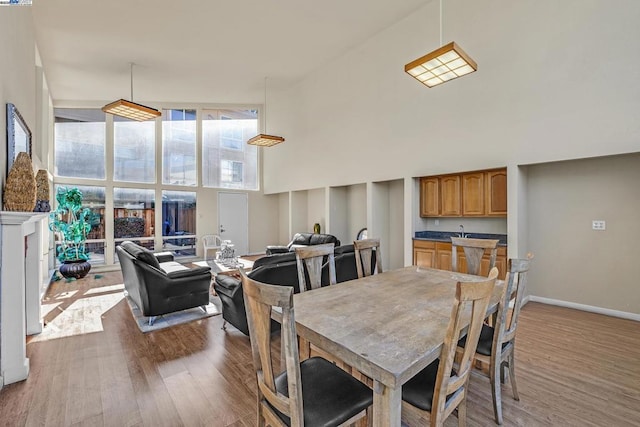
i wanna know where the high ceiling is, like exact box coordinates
[32,0,428,105]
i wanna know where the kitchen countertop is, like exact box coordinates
[414,230,507,246]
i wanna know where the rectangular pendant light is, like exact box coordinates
[101,99,161,121]
[247,133,285,147]
[405,41,477,88]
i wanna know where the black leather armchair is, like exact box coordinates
[214,245,359,335]
[265,232,341,255]
[116,241,212,324]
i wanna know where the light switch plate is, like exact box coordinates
[592,220,606,230]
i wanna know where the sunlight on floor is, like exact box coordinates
[31,283,125,342]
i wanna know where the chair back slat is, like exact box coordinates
[353,238,383,278]
[493,254,533,353]
[432,267,498,424]
[451,237,499,276]
[295,243,336,292]
[241,270,304,425]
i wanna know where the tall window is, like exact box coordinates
[114,118,155,183]
[202,108,258,190]
[162,190,196,256]
[54,184,106,265]
[113,188,156,257]
[54,109,106,179]
[162,109,196,186]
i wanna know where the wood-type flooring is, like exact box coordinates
[0,271,638,426]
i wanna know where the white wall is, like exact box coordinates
[264,0,640,193]
[307,187,325,233]
[526,154,640,315]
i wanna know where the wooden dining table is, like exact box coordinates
[278,266,504,427]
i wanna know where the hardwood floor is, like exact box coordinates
[0,271,639,426]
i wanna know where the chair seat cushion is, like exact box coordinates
[457,324,508,356]
[159,261,189,274]
[271,357,373,427]
[402,359,441,411]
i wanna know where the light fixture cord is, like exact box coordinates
[130,62,134,102]
[439,0,443,46]
[264,76,268,133]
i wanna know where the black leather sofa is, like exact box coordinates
[116,241,212,324]
[214,244,359,335]
[265,232,341,255]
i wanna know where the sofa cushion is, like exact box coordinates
[309,233,340,246]
[290,233,312,246]
[121,241,161,269]
[334,244,354,255]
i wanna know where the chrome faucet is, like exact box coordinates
[459,225,465,238]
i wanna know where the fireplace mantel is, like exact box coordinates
[0,211,49,388]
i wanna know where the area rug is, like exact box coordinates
[126,293,222,333]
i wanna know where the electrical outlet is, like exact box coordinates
[592,220,606,230]
[434,219,439,226]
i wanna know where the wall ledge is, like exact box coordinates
[523,295,640,322]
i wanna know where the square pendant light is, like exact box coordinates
[405,41,477,88]
[247,133,285,147]
[102,99,161,121]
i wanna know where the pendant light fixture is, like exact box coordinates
[404,0,477,88]
[247,77,285,147]
[102,63,161,121]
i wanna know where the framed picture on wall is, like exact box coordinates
[6,102,32,177]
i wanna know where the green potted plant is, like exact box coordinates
[49,187,92,279]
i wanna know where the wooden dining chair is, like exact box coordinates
[401,267,498,427]
[294,243,336,292]
[353,238,383,278]
[240,270,373,427]
[457,254,533,424]
[451,237,499,276]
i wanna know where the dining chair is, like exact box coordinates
[202,234,222,261]
[294,243,336,292]
[240,269,373,427]
[451,237,499,276]
[353,238,383,278]
[401,267,498,427]
[457,254,533,424]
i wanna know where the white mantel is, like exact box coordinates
[0,211,49,388]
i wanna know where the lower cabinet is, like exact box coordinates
[413,240,507,279]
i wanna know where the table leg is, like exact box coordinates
[372,380,401,427]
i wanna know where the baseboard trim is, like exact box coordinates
[525,295,640,322]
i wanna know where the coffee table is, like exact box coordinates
[192,258,254,276]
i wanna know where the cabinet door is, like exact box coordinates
[420,177,439,217]
[462,172,485,216]
[414,248,436,268]
[435,242,453,271]
[486,169,507,216]
[440,175,461,216]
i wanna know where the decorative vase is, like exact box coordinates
[59,259,92,279]
[313,223,321,234]
[34,169,51,212]
[3,152,36,212]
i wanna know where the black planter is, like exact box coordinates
[59,260,92,279]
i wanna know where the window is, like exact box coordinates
[114,118,155,183]
[202,108,258,190]
[162,109,196,186]
[54,109,106,179]
[54,184,106,265]
[221,160,244,187]
[113,188,156,257]
[162,190,196,256]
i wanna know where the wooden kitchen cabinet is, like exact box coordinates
[420,177,439,217]
[413,240,507,279]
[413,240,436,268]
[440,175,461,216]
[486,169,507,216]
[462,172,485,216]
[419,168,506,217]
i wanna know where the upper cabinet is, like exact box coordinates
[420,168,507,217]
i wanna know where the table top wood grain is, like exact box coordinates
[289,266,504,390]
